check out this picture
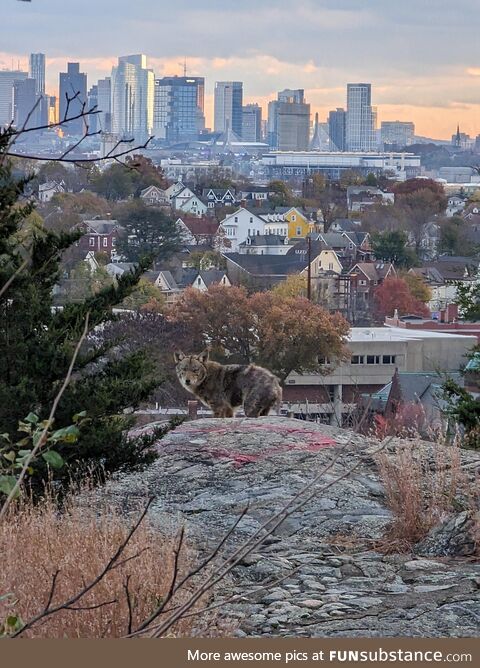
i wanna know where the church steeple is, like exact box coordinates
[455,123,461,148]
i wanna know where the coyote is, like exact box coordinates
[174,349,282,418]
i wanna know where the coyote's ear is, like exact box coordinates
[197,348,209,364]
[174,350,185,364]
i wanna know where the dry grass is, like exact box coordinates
[0,491,224,638]
[376,441,473,553]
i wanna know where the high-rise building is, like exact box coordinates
[268,89,310,151]
[328,108,346,151]
[214,81,243,136]
[346,83,376,151]
[29,53,45,95]
[96,77,111,133]
[59,62,87,135]
[381,120,415,148]
[87,84,99,134]
[153,76,205,143]
[13,78,38,129]
[111,54,154,141]
[0,70,27,127]
[241,103,262,142]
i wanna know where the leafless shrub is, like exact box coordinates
[376,441,470,552]
[0,490,222,638]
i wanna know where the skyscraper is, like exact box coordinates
[111,55,154,141]
[268,89,310,151]
[153,76,205,143]
[0,70,28,127]
[214,81,243,136]
[59,62,87,135]
[96,77,112,133]
[241,103,262,142]
[13,78,38,128]
[87,84,99,134]
[328,108,346,151]
[346,83,376,151]
[29,53,45,95]
[381,121,415,148]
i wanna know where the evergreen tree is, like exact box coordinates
[0,128,178,492]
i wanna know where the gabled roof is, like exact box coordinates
[239,234,287,247]
[82,219,120,235]
[177,216,220,237]
[225,240,328,276]
[140,184,166,197]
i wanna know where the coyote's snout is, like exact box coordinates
[174,349,282,418]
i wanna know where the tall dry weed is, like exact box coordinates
[0,491,222,637]
[376,441,472,552]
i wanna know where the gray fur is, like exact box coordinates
[174,349,282,418]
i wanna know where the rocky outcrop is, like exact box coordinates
[93,417,480,637]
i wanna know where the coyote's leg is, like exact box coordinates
[212,404,234,418]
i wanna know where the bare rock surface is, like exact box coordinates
[94,417,480,637]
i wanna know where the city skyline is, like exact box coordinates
[4,0,480,140]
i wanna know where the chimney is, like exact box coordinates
[446,303,459,323]
[239,199,247,208]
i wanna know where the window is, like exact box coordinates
[328,263,334,271]
[296,227,302,236]
[89,237,95,247]
[318,356,331,365]
[103,238,108,247]
[197,277,201,285]
[366,355,380,364]
[112,237,116,246]
[351,355,364,365]
[291,214,296,221]
[234,216,238,223]
[382,355,396,364]
[359,279,366,286]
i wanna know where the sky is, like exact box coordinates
[3,0,480,140]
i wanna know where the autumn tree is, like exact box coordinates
[393,179,447,255]
[170,284,349,382]
[301,174,346,231]
[374,276,430,320]
[272,274,307,299]
[267,180,296,208]
[401,272,432,304]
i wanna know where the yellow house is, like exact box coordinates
[285,207,316,240]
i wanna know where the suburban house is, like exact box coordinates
[139,185,169,206]
[409,256,480,311]
[77,219,122,259]
[38,180,66,203]
[143,267,230,303]
[164,180,187,201]
[224,239,340,291]
[316,231,373,265]
[174,194,208,217]
[238,235,292,255]
[105,261,137,278]
[259,207,316,240]
[446,195,466,217]
[238,186,274,203]
[348,261,396,308]
[346,186,394,212]
[202,188,237,208]
[176,216,226,247]
[220,207,266,252]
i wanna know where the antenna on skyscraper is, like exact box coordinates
[183,57,187,76]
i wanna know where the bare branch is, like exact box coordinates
[10,496,154,637]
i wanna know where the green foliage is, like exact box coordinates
[455,281,480,321]
[0,128,178,495]
[115,200,181,263]
[438,216,477,257]
[0,411,87,498]
[442,377,480,449]
[371,230,417,267]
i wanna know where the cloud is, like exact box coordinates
[4,0,480,138]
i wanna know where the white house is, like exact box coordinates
[220,207,265,252]
[38,180,65,203]
[239,235,292,256]
[164,180,187,201]
[140,185,168,206]
[172,186,198,210]
[176,194,208,217]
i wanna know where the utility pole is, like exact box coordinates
[307,235,312,301]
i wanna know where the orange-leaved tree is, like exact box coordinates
[374,276,430,320]
[170,284,349,382]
